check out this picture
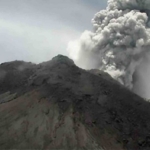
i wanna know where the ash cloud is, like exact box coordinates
[68,0,150,99]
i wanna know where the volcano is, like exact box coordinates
[0,55,150,150]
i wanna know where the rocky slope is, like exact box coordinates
[0,55,150,150]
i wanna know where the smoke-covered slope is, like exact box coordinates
[0,55,150,150]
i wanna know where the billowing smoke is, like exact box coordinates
[68,0,150,99]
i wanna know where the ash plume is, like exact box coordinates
[68,0,150,99]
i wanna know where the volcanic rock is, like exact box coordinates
[0,55,150,150]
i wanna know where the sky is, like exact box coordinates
[0,0,107,63]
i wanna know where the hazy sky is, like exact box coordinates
[0,0,107,63]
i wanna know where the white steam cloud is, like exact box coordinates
[68,0,150,99]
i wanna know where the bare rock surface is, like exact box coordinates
[0,55,150,150]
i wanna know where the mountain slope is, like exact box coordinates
[0,55,150,150]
